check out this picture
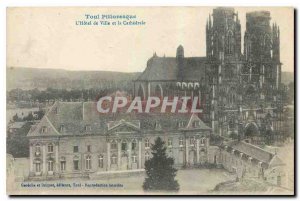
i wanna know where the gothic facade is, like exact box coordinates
[134,7,285,145]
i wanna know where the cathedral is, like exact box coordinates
[134,7,284,144]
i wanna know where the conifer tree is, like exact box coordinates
[143,137,179,191]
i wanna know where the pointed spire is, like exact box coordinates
[153,52,157,57]
[209,14,212,28]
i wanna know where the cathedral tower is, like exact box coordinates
[244,11,281,91]
[206,7,241,61]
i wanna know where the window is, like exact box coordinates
[87,145,91,152]
[168,138,173,147]
[60,160,66,171]
[35,144,41,156]
[132,155,137,163]
[200,138,206,145]
[35,162,41,172]
[48,143,54,153]
[111,154,117,164]
[145,139,150,149]
[190,137,195,146]
[155,122,161,130]
[145,152,150,161]
[121,141,127,151]
[178,121,184,128]
[98,155,104,168]
[111,141,117,150]
[85,155,92,170]
[85,125,91,131]
[41,126,47,133]
[54,107,59,114]
[192,121,199,128]
[59,124,65,132]
[132,140,137,150]
[179,137,184,147]
[73,159,79,170]
[73,146,79,153]
[48,160,54,171]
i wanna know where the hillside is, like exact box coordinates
[7,67,141,90]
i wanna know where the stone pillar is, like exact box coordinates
[55,143,59,173]
[29,144,33,172]
[196,138,200,164]
[185,138,189,166]
[107,141,111,171]
[117,141,121,170]
[138,140,142,169]
[128,140,132,169]
[42,144,46,175]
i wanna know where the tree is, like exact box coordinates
[143,137,179,192]
[7,122,31,157]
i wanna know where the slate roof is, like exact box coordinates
[136,56,207,81]
[28,101,211,137]
[225,140,284,166]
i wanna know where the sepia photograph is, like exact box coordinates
[6,6,295,195]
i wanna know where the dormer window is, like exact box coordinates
[85,125,91,132]
[41,126,47,133]
[178,121,185,128]
[192,121,200,128]
[155,121,161,130]
[59,124,65,132]
[54,107,59,114]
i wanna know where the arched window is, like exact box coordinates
[154,85,162,97]
[60,157,66,172]
[138,85,145,100]
[111,154,117,164]
[47,143,54,153]
[132,139,137,150]
[200,138,206,145]
[189,137,195,146]
[48,160,54,171]
[179,137,184,147]
[132,155,137,163]
[98,155,104,168]
[168,138,173,147]
[85,155,92,170]
[111,140,117,150]
[34,159,41,172]
[145,139,150,149]
[35,144,41,156]
[121,141,127,151]
[145,152,150,161]
[73,156,79,171]
[227,31,234,54]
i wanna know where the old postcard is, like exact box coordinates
[6,7,294,195]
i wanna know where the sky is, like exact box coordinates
[7,7,294,72]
